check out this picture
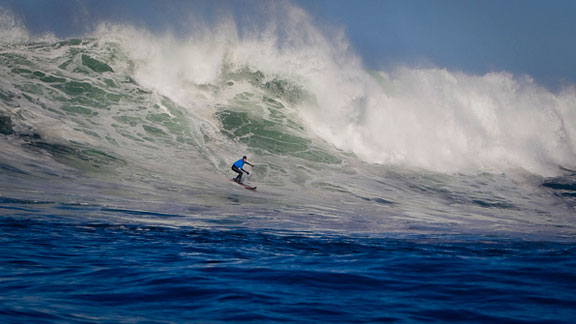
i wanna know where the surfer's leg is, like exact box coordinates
[231,166,242,182]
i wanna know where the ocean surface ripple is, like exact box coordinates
[2,201,575,323]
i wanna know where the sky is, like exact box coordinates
[298,0,576,89]
[2,0,576,89]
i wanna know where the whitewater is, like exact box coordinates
[1,4,575,323]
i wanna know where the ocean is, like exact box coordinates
[1,5,576,323]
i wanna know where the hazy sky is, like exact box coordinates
[2,0,575,89]
[298,0,576,89]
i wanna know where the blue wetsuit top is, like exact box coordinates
[233,159,246,168]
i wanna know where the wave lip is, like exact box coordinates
[3,3,573,176]
[302,67,576,176]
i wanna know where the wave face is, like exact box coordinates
[0,5,575,238]
[86,12,576,177]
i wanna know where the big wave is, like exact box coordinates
[1,3,575,180]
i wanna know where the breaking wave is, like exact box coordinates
[1,4,575,237]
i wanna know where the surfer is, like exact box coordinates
[231,156,253,183]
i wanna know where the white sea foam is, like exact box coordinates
[4,2,574,176]
[302,68,576,176]
[90,2,575,176]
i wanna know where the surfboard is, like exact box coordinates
[231,179,257,190]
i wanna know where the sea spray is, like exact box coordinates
[302,68,576,175]
[84,5,576,176]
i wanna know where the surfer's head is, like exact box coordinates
[243,156,247,161]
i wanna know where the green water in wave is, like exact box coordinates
[217,109,340,163]
[0,39,208,173]
[0,38,342,177]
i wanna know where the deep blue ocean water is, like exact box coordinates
[2,199,575,324]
